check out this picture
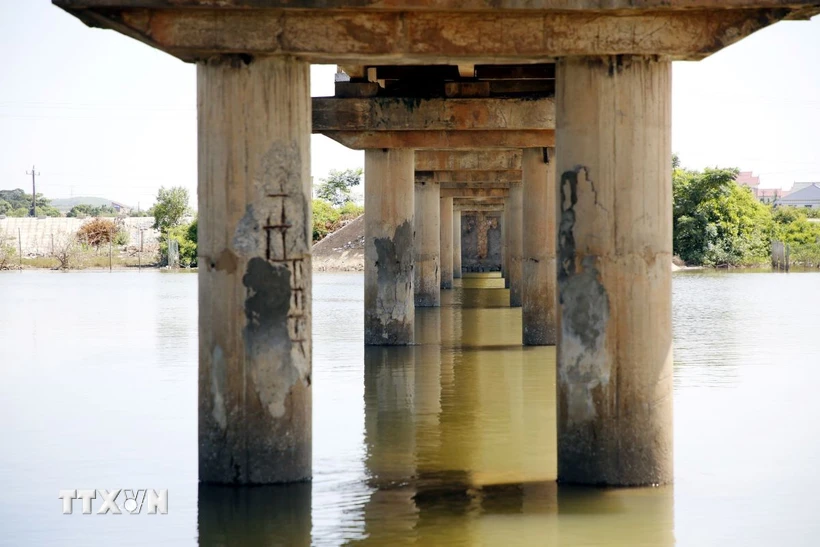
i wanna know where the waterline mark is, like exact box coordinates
[59,489,168,514]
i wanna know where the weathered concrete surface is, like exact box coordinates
[198,56,311,484]
[414,180,440,307]
[416,150,522,172]
[508,183,524,306]
[320,130,555,150]
[365,149,415,345]
[416,170,521,184]
[55,3,820,63]
[440,197,454,289]
[461,212,501,272]
[522,147,557,346]
[453,212,462,278]
[313,97,555,131]
[440,187,509,199]
[555,56,673,486]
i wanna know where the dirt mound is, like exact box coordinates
[312,214,365,272]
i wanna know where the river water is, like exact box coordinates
[0,269,819,546]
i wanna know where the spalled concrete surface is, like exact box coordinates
[555,56,673,486]
[198,56,312,485]
[461,212,501,272]
[365,149,415,345]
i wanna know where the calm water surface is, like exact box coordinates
[1,269,819,546]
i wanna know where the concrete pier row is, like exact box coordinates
[56,0,819,488]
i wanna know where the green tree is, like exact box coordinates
[152,186,191,233]
[316,168,362,207]
[160,217,198,267]
[0,188,60,217]
[673,166,773,266]
[67,203,117,218]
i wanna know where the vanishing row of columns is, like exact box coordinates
[200,55,673,488]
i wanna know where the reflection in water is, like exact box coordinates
[198,483,311,547]
[190,272,676,546]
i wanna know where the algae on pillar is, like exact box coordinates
[440,197,454,289]
[365,149,415,345]
[507,183,524,307]
[198,56,312,484]
[453,212,462,279]
[415,179,441,307]
[522,147,557,346]
[555,56,673,486]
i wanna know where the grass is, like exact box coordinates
[17,252,159,270]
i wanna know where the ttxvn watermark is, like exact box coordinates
[59,489,168,514]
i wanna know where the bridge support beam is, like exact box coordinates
[415,179,441,307]
[453,212,462,279]
[198,56,312,484]
[522,147,557,346]
[365,149,415,345]
[555,55,673,486]
[508,182,524,307]
[440,197,454,289]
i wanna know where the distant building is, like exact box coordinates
[110,201,131,215]
[757,188,785,205]
[736,171,760,195]
[735,171,789,205]
[789,182,817,195]
[777,184,820,209]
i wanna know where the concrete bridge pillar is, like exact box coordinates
[440,197,454,289]
[508,183,524,307]
[414,179,441,307]
[197,56,312,484]
[453,212,462,279]
[365,149,415,345]
[555,56,673,486]
[501,203,509,287]
[522,147,557,346]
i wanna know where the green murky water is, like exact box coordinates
[1,269,819,545]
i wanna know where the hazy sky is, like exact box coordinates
[1,2,818,208]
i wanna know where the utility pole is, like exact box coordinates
[26,166,40,217]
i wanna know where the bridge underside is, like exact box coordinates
[54,0,819,487]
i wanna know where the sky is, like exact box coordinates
[1,1,818,209]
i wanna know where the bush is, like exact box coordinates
[313,199,341,241]
[312,199,364,242]
[77,218,118,248]
[114,229,130,246]
[159,218,197,267]
[54,235,80,270]
[0,240,17,270]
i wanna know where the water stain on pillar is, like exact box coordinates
[366,220,414,345]
[557,169,611,464]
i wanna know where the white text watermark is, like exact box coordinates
[59,489,168,515]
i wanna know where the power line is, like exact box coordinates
[25,165,40,217]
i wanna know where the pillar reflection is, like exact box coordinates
[197,483,311,547]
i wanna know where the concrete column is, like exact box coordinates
[501,203,509,286]
[508,183,524,307]
[555,56,673,486]
[522,147,557,346]
[365,149,415,345]
[198,57,311,484]
[453,212,462,279]
[414,180,440,307]
[440,197,454,289]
